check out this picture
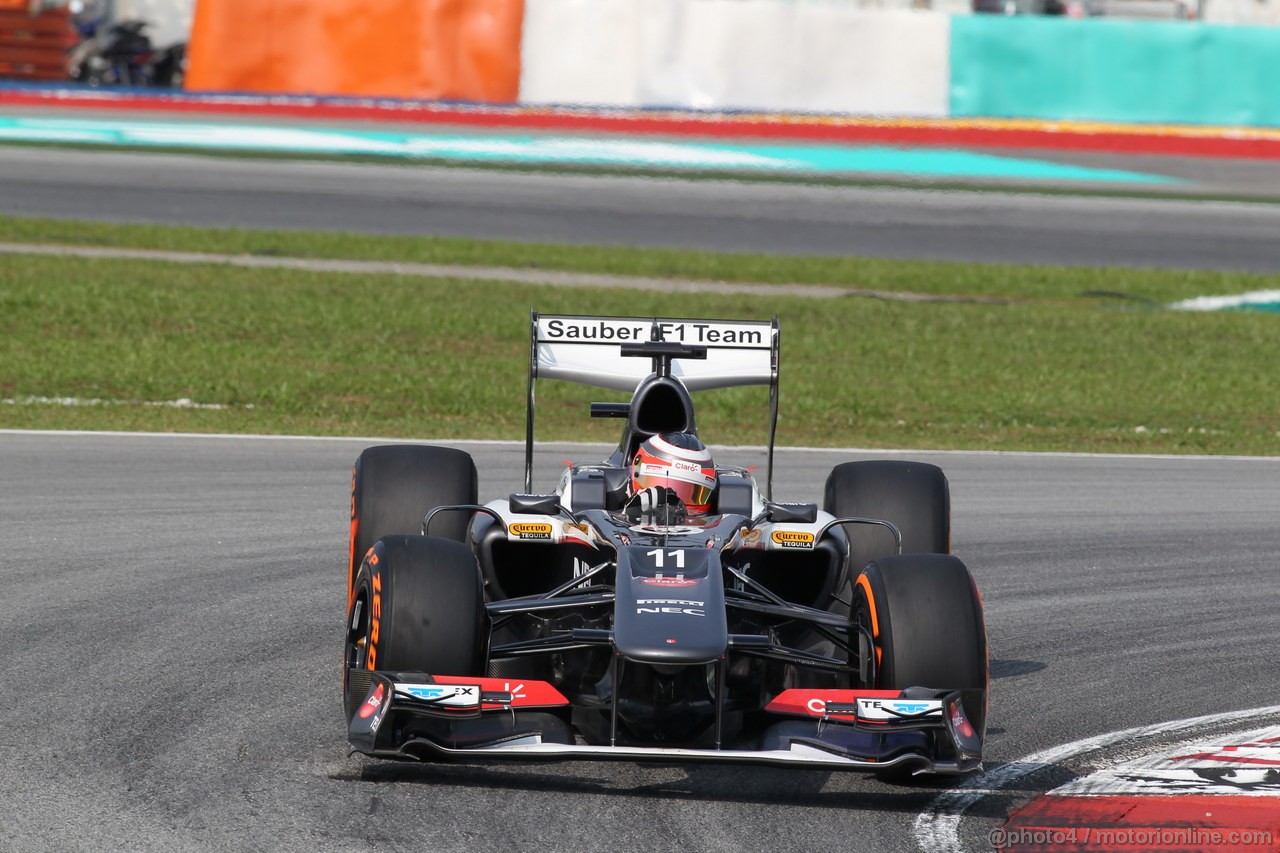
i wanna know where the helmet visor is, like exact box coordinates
[633,471,714,509]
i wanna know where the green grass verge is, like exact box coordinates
[1,217,1277,455]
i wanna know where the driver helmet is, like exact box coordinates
[631,432,717,515]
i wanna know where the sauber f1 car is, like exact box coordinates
[343,313,988,778]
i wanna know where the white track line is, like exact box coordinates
[913,704,1280,853]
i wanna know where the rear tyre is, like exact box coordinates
[852,554,987,780]
[343,535,489,720]
[823,460,950,572]
[348,444,477,600]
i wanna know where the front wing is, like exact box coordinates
[347,670,984,775]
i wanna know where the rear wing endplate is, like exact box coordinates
[525,312,781,496]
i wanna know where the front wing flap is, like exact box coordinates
[348,673,984,774]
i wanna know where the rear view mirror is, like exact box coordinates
[767,502,818,524]
[509,494,561,515]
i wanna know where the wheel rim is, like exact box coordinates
[343,591,370,686]
[852,591,879,689]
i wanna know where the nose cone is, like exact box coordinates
[613,546,727,664]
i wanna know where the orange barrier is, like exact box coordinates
[185,0,523,103]
[0,7,77,82]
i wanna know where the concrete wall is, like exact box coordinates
[54,0,1280,128]
[522,0,1280,127]
[520,0,952,117]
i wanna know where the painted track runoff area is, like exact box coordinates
[0,113,1183,185]
[6,86,1280,160]
[6,87,1280,195]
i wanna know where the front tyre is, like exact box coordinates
[852,554,987,778]
[343,535,489,721]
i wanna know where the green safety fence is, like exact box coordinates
[950,16,1280,127]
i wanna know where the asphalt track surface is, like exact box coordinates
[3,431,1278,852]
[3,145,1280,273]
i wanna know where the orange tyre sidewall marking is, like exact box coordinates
[855,573,884,670]
[367,567,382,671]
[855,574,880,637]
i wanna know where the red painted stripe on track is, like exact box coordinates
[999,795,1280,852]
[1170,754,1280,766]
[5,89,1280,160]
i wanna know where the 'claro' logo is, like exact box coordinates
[509,522,553,540]
[771,530,815,549]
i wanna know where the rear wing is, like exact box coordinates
[525,312,781,495]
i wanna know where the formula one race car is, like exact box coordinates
[343,313,988,778]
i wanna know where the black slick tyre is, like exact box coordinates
[823,460,950,572]
[852,554,988,780]
[348,444,477,599]
[343,535,489,720]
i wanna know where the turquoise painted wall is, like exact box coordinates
[950,16,1280,127]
